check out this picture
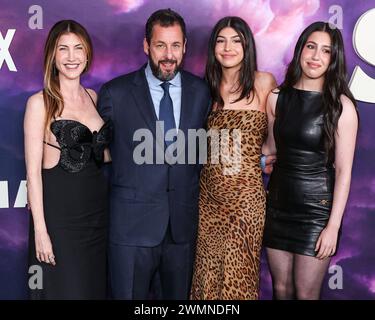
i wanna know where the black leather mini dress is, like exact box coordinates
[263,87,339,257]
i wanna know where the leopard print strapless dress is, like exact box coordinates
[190,109,267,300]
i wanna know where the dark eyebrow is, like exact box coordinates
[153,40,182,45]
[57,44,83,47]
[217,35,241,39]
[306,40,331,48]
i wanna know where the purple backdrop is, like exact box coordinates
[0,0,374,299]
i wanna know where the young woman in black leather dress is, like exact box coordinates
[24,20,111,299]
[262,22,359,300]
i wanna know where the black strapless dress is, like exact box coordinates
[263,87,338,257]
[28,119,112,299]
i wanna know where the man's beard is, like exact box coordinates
[149,56,182,81]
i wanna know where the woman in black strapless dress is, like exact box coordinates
[24,20,111,299]
[262,22,358,300]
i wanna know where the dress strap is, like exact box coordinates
[84,88,96,108]
[43,141,61,150]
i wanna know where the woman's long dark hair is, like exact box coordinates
[280,21,359,163]
[205,16,258,109]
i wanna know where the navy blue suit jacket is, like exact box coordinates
[98,65,211,247]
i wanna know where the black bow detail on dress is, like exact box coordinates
[92,120,113,165]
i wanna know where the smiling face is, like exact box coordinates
[214,27,244,70]
[300,31,332,81]
[143,23,186,81]
[54,32,87,80]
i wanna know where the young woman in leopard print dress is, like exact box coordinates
[190,16,276,300]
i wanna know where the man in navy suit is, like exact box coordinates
[98,8,211,299]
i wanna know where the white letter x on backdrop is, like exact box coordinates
[0,29,17,72]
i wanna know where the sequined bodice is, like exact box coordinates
[50,119,112,173]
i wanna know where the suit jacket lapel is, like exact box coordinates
[131,65,167,154]
[179,71,195,135]
[176,71,196,161]
[131,66,158,133]
[131,67,197,161]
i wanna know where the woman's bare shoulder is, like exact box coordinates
[85,88,98,104]
[26,90,45,113]
[255,71,277,98]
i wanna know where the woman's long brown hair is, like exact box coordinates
[43,20,93,130]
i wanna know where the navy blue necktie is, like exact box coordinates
[159,82,176,146]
